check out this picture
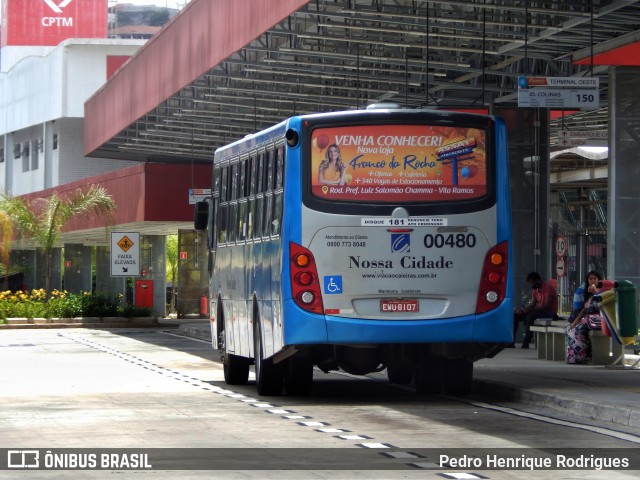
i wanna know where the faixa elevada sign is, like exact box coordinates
[110,232,141,277]
[1,0,107,48]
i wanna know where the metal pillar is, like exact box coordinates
[177,229,208,318]
[608,67,640,288]
[493,107,551,305]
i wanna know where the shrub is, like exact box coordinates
[0,289,157,319]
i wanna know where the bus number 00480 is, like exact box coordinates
[423,233,476,248]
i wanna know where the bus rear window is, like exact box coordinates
[310,124,488,203]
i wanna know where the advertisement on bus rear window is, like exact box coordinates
[310,124,488,202]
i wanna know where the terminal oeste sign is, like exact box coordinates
[517,76,600,109]
[110,232,140,277]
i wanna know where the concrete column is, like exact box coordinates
[63,244,93,293]
[608,66,640,288]
[35,247,62,291]
[177,229,208,318]
[1,135,7,189]
[9,249,35,290]
[43,121,56,189]
[4,133,15,193]
[95,246,126,300]
[135,235,167,317]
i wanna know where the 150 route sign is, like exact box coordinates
[517,76,600,109]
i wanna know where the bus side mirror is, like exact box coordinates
[194,201,209,231]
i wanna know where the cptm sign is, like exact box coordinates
[42,0,74,26]
[1,0,107,48]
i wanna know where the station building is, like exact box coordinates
[1,0,209,316]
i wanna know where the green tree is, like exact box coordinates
[166,234,178,314]
[0,186,116,296]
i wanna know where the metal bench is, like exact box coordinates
[529,318,624,365]
[530,319,566,361]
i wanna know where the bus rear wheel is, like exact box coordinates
[253,320,283,396]
[413,357,445,394]
[284,356,314,396]
[223,352,250,385]
[219,329,250,385]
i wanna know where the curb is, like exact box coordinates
[177,323,211,341]
[473,379,640,429]
[0,318,179,330]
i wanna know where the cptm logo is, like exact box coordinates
[43,0,73,13]
[42,0,74,27]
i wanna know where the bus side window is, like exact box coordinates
[220,167,228,202]
[237,200,247,243]
[254,196,263,240]
[248,197,256,240]
[228,202,238,243]
[257,153,265,194]
[275,147,284,189]
[230,163,239,200]
[263,194,273,239]
[248,156,257,196]
[213,166,221,195]
[218,203,228,244]
[210,197,219,250]
[266,150,275,192]
[239,159,247,199]
[272,192,283,237]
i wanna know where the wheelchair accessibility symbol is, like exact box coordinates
[324,276,343,294]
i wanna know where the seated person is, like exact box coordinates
[511,271,558,349]
[566,271,608,364]
[569,271,602,322]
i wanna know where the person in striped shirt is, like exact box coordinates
[569,271,602,322]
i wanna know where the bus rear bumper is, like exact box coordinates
[283,298,513,345]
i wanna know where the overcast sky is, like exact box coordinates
[112,0,192,9]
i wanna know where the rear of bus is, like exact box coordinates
[281,108,513,387]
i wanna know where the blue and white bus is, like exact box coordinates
[194,106,513,396]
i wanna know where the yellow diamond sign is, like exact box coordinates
[117,235,135,252]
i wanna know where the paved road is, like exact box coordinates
[1,327,639,479]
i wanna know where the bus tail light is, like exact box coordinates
[476,241,508,314]
[290,242,324,313]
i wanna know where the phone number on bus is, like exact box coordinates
[326,241,367,247]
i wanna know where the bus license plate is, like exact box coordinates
[380,299,419,312]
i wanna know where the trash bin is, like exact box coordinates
[616,280,638,338]
[595,290,621,344]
